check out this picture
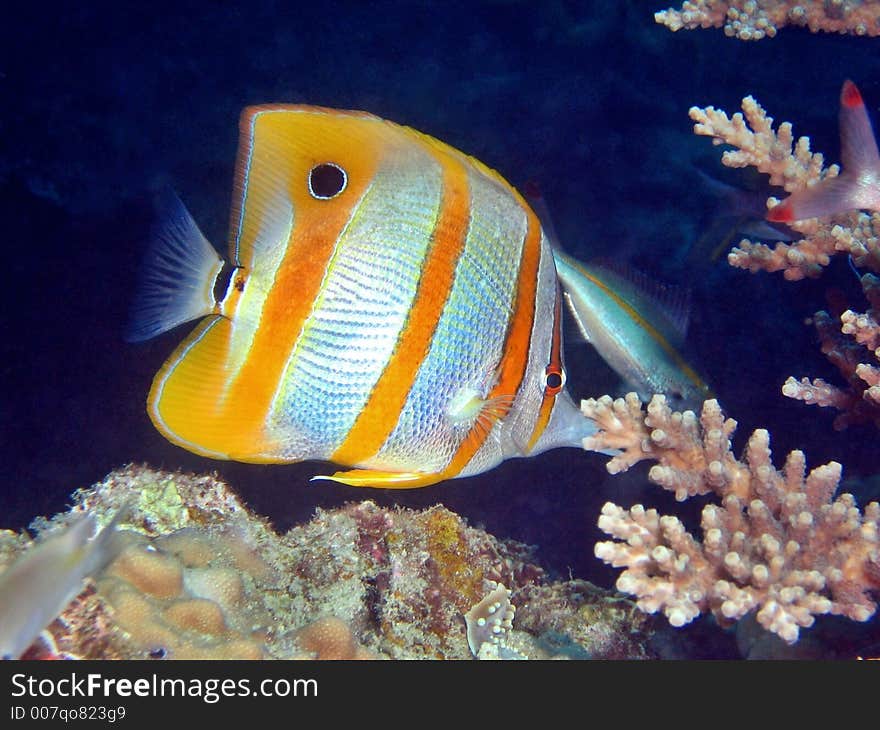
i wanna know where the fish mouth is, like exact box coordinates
[213,261,241,304]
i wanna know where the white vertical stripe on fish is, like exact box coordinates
[376,166,529,472]
[267,148,444,458]
[218,198,293,405]
[460,230,558,476]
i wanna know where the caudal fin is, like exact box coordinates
[767,80,880,223]
[126,193,225,342]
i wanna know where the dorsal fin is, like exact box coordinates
[587,259,692,345]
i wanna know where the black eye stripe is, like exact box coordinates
[309,163,347,199]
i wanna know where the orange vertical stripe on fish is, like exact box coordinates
[441,205,544,481]
[331,143,471,466]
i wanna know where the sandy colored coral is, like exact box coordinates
[690,94,880,279]
[656,1,880,40]
[294,616,375,660]
[94,525,277,659]
[783,273,880,427]
[583,393,880,643]
[691,89,880,428]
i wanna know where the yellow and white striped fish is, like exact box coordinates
[129,105,598,488]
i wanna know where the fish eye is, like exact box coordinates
[543,365,565,394]
[308,163,347,199]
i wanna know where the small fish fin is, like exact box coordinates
[461,395,513,454]
[80,501,133,577]
[126,192,225,343]
[767,80,880,222]
[447,389,513,436]
[597,261,692,343]
[474,393,514,428]
[310,469,444,489]
[766,173,867,223]
[839,79,879,187]
[561,253,692,345]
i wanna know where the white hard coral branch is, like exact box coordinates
[783,273,880,428]
[583,394,880,643]
[656,1,880,40]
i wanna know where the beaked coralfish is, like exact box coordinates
[129,106,600,488]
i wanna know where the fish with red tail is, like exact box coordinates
[767,80,880,223]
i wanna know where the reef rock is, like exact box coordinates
[7,465,655,660]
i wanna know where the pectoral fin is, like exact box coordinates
[310,469,444,489]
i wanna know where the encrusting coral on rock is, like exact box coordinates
[2,464,655,660]
[582,393,880,644]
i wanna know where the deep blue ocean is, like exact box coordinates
[1,1,878,658]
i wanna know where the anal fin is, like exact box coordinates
[310,469,444,489]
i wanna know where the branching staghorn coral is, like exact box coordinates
[656,1,880,40]
[582,393,880,643]
[783,273,880,427]
[690,95,880,279]
[691,88,880,426]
